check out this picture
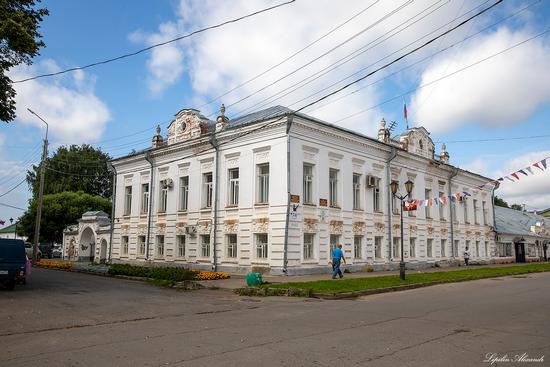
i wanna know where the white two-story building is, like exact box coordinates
[103,105,496,274]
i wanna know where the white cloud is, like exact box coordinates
[131,0,477,136]
[411,27,550,133]
[8,60,111,143]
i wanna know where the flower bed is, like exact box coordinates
[34,261,73,269]
[195,271,230,280]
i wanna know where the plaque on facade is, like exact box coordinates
[290,194,300,203]
[319,198,328,207]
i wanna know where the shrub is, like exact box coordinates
[108,264,196,281]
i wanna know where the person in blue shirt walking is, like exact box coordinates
[331,244,346,279]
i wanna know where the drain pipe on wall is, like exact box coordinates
[386,147,397,261]
[107,162,117,262]
[283,113,294,274]
[145,152,154,261]
[448,167,458,259]
[209,135,220,272]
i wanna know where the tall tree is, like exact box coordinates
[494,196,509,208]
[26,144,113,199]
[17,191,112,243]
[1,0,48,122]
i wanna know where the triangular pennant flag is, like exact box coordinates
[505,176,515,182]
[424,200,429,207]
[511,172,520,180]
[463,191,471,197]
[451,196,456,202]
[525,167,533,175]
[518,169,528,176]
[429,199,433,206]
[541,158,547,169]
[443,196,447,205]
[533,162,544,171]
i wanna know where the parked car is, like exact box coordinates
[24,242,42,261]
[52,244,62,258]
[39,243,53,258]
[0,238,27,290]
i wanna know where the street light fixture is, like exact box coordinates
[9,217,16,239]
[391,179,414,280]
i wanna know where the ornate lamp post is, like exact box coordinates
[9,217,15,239]
[390,179,414,280]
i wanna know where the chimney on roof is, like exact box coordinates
[216,104,229,132]
[377,118,389,143]
[152,125,164,148]
[439,143,450,163]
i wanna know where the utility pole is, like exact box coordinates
[27,108,48,263]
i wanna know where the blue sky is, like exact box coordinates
[1,0,549,223]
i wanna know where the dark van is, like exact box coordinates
[0,238,27,290]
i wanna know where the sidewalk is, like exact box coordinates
[200,262,536,290]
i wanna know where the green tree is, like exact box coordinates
[510,204,524,211]
[494,196,509,208]
[26,144,113,199]
[17,191,111,243]
[1,0,49,122]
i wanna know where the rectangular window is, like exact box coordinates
[482,201,487,225]
[121,236,129,255]
[441,239,446,257]
[425,189,432,218]
[452,200,457,222]
[427,239,433,258]
[473,199,479,224]
[475,240,480,257]
[303,164,314,205]
[393,237,401,260]
[201,234,211,257]
[354,236,362,259]
[227,234,237,258]
[255,233,268,259]
[124,186,132,215]
[303,233,314,260]
[156,235,164,257]
[453,240,459,257]
[410,238,416,258]
[329,234,340,259]
[374,236,383,259]
[138,236,146,256]
[439,192,445,220]
[485,241,488,258]
[228,168,239,206]
[329,168,339,207]
[373,178,381,212]
[353,173,361,210]
[141,183,149,214]
[466,240,471,256]
[257,164,269,204]
[179,176,189,211]
[463,200,469,223]
[177,235,186,257]
[203,173,213,208]
[159,183,168,213]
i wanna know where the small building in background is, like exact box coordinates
[0,223,26,241]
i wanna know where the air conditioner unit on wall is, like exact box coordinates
[366,175,376,187]
[162,178,174,188]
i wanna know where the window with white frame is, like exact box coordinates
[465,240,471,254]
[475,240,480,257]
[303,164,314,205]
[427,239,433,258]
[257,164,269,204]
[473,199,479,224]
[203,173,213,208]
[255,233,268,259]
[156,235,164,257]
[392,189,399,214]
[228,168,239,206]
[484,241,488,257]
[393,237,400,259]
[410,238,416,258]
[124,186,132,215]
[138,236,145,256]
[463,200,469,223]
[329,234,340,259]
[452,200,457,222]
[453,240,459,257]
[439,192,445,220]
[373,178,381,212]
[121,236,129,255]
[354,235,362,259]
[177,235,186,257]
[227,234,237,258]
[353,173,361,210]
[482,201,487,225]
[329,168,339,207]
[441,239,446,257]
[374,236,383,259]
[141,183,149,214]
[201,234,210,257]
[179,176,189,211]
[303,233,314,260]
[159,182,168,213]
[425,189,432,218]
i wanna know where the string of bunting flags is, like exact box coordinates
[403,156,548,211]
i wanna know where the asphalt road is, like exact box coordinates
[1,268,549,367]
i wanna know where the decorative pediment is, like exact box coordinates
[167,109,212,145]
[401,127,435,160]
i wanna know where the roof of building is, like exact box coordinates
[0,223,17,234]
[82,211,109,218]
[495,206,549,238]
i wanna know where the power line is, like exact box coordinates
[0,178,27,198]
[0,202,26,211]
[436,134,550,144]
[12,0,296,84]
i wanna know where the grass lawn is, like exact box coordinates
[267,263,550,294]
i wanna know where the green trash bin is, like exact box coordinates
[246,272,263,286]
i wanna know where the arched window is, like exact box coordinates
[419,140,424,150]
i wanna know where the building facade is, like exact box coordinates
[101,105,497,274]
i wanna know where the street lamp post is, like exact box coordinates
[9,217,15,239]
[390,179,414,281]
